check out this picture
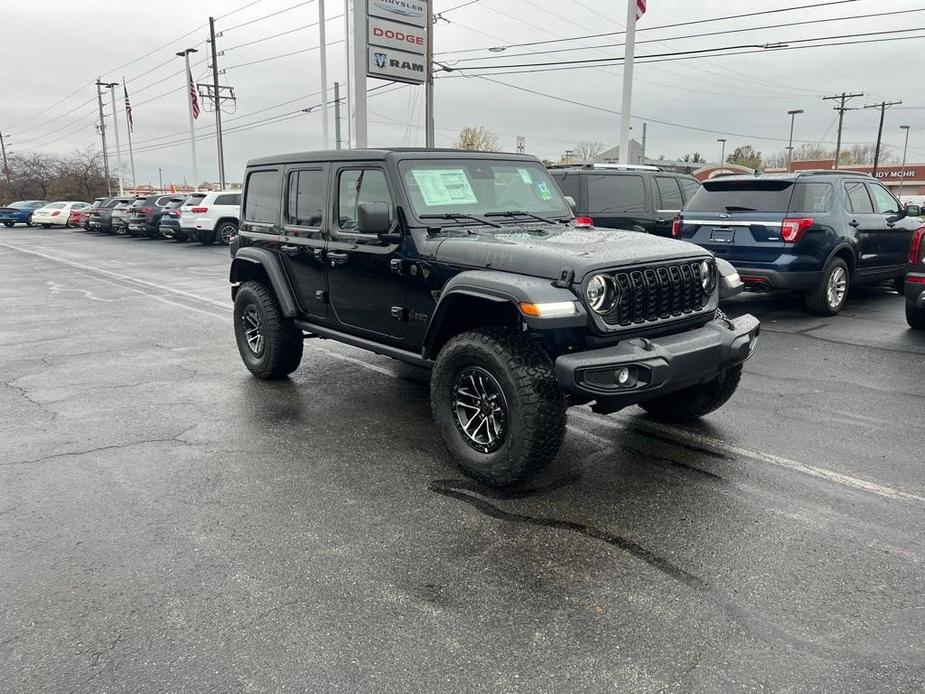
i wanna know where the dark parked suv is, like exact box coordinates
[906,224,925,329]
[228,148,758,487]
[550,164,701,237]
[128,193,185,238]
[88,196,133,233]
[676,171,922,315]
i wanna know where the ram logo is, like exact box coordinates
[374,52,388,68]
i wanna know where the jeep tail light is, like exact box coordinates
[909,226,925,265]
[671,216,681,237]
[574,216,593,228]
[781,217,814,243]
[191,207,208,214]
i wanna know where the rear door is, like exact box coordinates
[653,175,684,237]
[586,173,651,232]
[679,179,793,263]
[843,180,883,272]
[281,166,329,320]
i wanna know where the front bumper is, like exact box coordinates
[555,313,760,412]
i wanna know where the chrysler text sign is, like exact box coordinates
[369,16,426,55]
[367,0,427,28]
[368,47,426,84]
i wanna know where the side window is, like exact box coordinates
[337,169,392,231]
[679,177,701,202]
[551,173,580,202]
[655,176,683,210]
[790,182,833,213]
[244,170,281,225]
[868,183,900,215]
[587,174,646,214]
[844,181,873,214]
[287,169,325,227]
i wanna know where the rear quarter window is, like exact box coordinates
[788,182,833,213]
[214,194,241,206]
[587,174,646,214]
[244,170,281,225]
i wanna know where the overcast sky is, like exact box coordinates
[3,0,923,186]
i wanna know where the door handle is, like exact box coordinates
[280,244,299,253]
[327,251,349,265]
[849,219,860,227]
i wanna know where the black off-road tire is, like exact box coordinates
[907,303,925,330]
[640,364,743,423]
[430,327,567,488]
[233,280,303,380]
[805,257,849,316]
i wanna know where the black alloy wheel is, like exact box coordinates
[452,366,508,454]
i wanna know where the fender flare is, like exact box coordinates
[229,247,299,317]
[422,270,586,356]
[825,241,858,274]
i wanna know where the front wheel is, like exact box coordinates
[25,215,33,227]
[640,364,743,423]
[805,258,849,316]
[216,221,238,246]
[907,303,925,330]
[233,281,304,379]
[431,328,566,487]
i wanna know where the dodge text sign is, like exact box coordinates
[369,16,426,55]
[368,47,426,84]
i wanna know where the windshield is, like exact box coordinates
[399,159,571,221]
[7,201,29,209]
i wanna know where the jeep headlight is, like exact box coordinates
[586,274,617,314]
[699,259,717,294]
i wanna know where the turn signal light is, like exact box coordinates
[574,216,594,228]
[518,301,579,318]
[191,207,208,214]
[671,216,681,237]
[908,226,925,265]
[781,217,814,243]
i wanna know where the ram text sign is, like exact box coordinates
[366,0,428,84]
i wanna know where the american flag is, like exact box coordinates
[636,0,646,20]
[123,84,134,132]
[187,65,200,119]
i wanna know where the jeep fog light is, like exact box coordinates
[518,301,579,318]
[615,366,637,388]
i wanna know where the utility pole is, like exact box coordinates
[176,48,200,191]
[318,0,331,149]
[786,109,803,171]
[823,91,863,169]
[95,79,113,195]
[899,125,911,198]
[351,0,367,148]
[334,81,343,149]
[343,0,352,148]
[864,99,902,176]
[641,122,647,161]
[158,167,164,192]
[104,82,124,195]
[208,19,227,189]
[0,131,10,183]
[425,0,435,147]
[717,138,727,173]
[618,0,638,164]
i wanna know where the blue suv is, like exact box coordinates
[0,200,48,228]
[675,172,922,315]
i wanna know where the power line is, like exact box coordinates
[223,13,343,53]
[220,0,315,32]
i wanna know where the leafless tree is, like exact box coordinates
[573,141,605,162]
[0,148,111,203]
[454,126,500,152]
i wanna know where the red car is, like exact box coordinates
[68,208,89,228]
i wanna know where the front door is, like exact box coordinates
[867,181,914,271]
[280,166,329,320]
[326,165,405,340]
[844,179,884,272]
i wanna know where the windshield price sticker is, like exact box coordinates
[517,168,533,184]
[536,181,553,200]
[411,169,479,206]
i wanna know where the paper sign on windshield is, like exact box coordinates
[411,169,478,206]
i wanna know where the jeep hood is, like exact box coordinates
[430,226,710,280]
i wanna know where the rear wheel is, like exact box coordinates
[3,222,13,228]
[893,275,906,294]
[431,328,566,487]
[233,281,303,379]
[907,303,925,330]
[805,258,849,316]
[24,215,33,227]
[41,223,51,228]
[640,365,743,423]
[216,220,238,246]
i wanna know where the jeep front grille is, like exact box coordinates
[601,260,707,326]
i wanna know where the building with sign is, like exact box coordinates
[782,159,925,197]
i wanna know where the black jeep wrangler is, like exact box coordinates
[229,148,759,486]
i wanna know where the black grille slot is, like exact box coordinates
[601,260,709,326]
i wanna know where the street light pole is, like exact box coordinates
[899,125,911,199]
[717,138,727,173]
[176,48,199,191]
[786,109,803,171]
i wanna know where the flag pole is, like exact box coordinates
[618,0,637,165]
[108,85,125,195]
[122,78,136,191]
[177,48,200,192]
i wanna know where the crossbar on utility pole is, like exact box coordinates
[0,131,11,183]
[823,91,863,169]
[95,79,112,195]
[208,18,226,189]
[864,99,902,176]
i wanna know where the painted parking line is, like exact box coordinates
[4,240,923,505]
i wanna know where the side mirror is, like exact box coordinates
[357,201,391,234]
[905,203,923,218]
[564,195,577,213]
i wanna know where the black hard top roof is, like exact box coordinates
[246,147,539,167]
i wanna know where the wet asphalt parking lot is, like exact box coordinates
[1,226,924,693]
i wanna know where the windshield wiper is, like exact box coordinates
[724,205,757,212]
[485,210,561,224]
[420,212,502,228]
